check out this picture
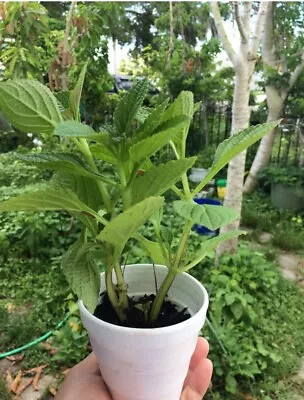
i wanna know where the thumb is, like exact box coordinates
[181,386,202,400]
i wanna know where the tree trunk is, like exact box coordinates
[244,85,284,193]
[217,62,250,253]
[166,1,174,71]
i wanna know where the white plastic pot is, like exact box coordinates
[79,264,209,400]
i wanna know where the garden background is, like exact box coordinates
[0,2,303,399]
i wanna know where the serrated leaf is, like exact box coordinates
[135,236,168,265]
[135,106,151,123]
[62,239,100,313]
[131,158,196,204]
[17,152,115,185]
[0,187,101,220]
[132,100,169,142]
[97,197,164,251]
[54,120,95,137]
[90,144,117,164]
[213,121,280,166]
[174,201,239,231]
[130,121,185,166]
[70,63,87,121]
[160,91,194,156]
[194,121,281,194]
[55,91,70,110]
[114,79,149,134]
[0,80,62,134]
[52,172,102,211]
[183,230,245,272]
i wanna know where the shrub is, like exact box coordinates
[203,245,304,397]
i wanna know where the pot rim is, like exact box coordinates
[78,264,209,335]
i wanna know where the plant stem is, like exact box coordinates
[75,138,111,210]
[114,261,129,309]
[182,173,192,199]
[105,271,125,321]
[118,163,131,209]
[150,268,178,322]
[174,220,193,268]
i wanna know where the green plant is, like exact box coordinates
[0,374,12,400]
[203,245,304,397]
[0,70,279,324]
[261,165,304,189]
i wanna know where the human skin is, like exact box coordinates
[56,337,213,400]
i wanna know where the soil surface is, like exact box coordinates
[94,292,191,328]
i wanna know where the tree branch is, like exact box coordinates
[210,1,236,65]
[288,48,304,90]
[249,1,270,60]
[233,2,248,44]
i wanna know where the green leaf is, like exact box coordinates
[114,79,149,134]
[131,158,196,204]
[130,121,185,165]
[182,230,245,272]
[161,91,194,155]
[90,144,117,164]
[54,120,95,137]
[0,187,101,220]
[194,121,281,194]
[17,152,115,185]
[62,239,100,313]
[173,201,239,231]
[0,80,62,134]
[135,236,168,265]
[70,63,87,121]
[132,100,169,142]
[97,197,164,251]
[52,172,102,211]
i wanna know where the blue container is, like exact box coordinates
[192,198,222,236]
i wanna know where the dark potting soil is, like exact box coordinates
[93,292,191,328]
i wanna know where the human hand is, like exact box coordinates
[55,337,212,400]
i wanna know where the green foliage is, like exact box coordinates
[114,78,149,135]
[0,80,62,134]
[261,165,304,188]
[194,121,281,195]
[97,197,164,253]
[70,63,88,121]
[0,76,279,320]
[203,245,304,397]
[242,191,304,251]
[129,120,186,165]
[62,239,100,313]
[54,121,95,137]
[17,152,114,184]
[173,201,239,231]
[0,187,101,220]
[0,373,12,400]
[0,2,51,80]
[51,315,89,366]
[0,151,49,187]
[131,158,196,204]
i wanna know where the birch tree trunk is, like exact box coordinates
[211,1,269,254]
[244,2,304,193]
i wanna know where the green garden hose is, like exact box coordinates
[0,313,71,360]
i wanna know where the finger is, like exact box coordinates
[182,358,213,399]
[188,337,209,371]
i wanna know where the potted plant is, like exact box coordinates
[0,71,279,400]
[262,165,304,211]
